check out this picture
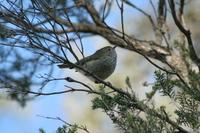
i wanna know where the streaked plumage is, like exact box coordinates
[58,46,117,81]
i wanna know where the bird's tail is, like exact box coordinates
[58,64,72,69]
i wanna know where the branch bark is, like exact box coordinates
[168,0,200,70]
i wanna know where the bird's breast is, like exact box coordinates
[77,56,117,80]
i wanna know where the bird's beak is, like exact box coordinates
[113,45,117,49]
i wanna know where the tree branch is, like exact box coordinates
[168,0,200,70]
[75,0,104,26]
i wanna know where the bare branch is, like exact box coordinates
[155,0,166,44]
[124,0,156,31]
[116,0,125,39]
[75,0,104,26]
[168,0,200,70]
[37,115,90,133]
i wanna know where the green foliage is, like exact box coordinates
[39,125,79,133]
[188,70,200,94]
[91,85,177,133]
[0,71,32,107]
[8,76,31,107]
[153,70,200,129]
[56,125,78,133]
[39,128,46,133]
[152,70,175,98]
[40,123,86,133]
[0,46,53,106]
[91,70,200,132]
[175,93,200,129]
[56,125,67,133]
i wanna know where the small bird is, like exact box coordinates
[58,46,117,82]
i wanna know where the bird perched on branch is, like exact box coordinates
[58,46,117,82]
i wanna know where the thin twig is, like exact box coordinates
[37,115,90,133]
[168,0,200,70]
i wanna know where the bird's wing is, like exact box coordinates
[77,54,99,66]
[58,52,99,68]
[58,63,72,68]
